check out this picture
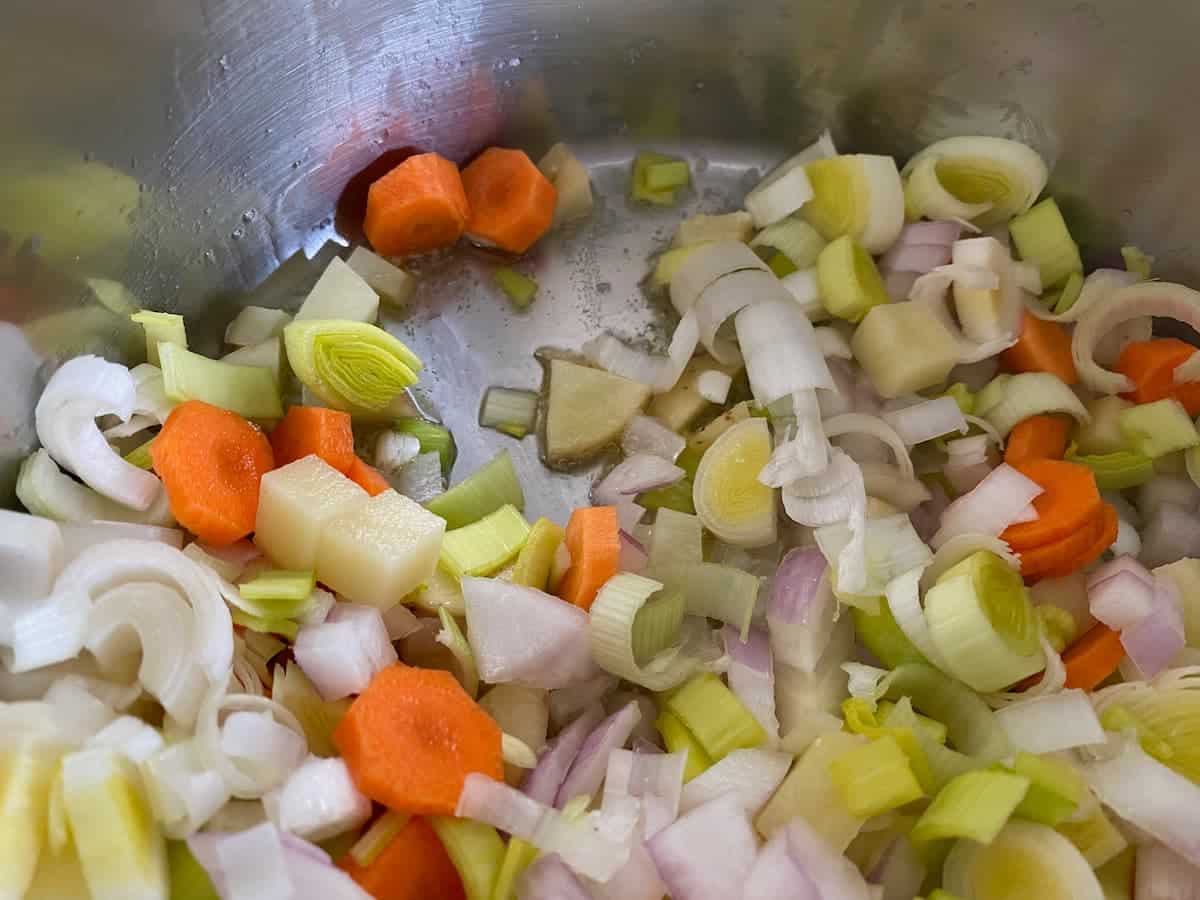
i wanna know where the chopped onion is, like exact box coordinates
[196,689,307,800]
[294,603,397,701]
[603,749,687,837]
[583,334,663,387]
[723,626,779,740]
[622,415,685,462]
[141,737,232,837]
[994,688,1105,754]
[881,396,968,446]
[736,299,835,405]
[1141,502,1200,569]
[931,463,1043,548]
[555,701,642,806]
[678,748,792,816]
[519,853,594,900]
[1089,562,1155,630]
[745,816,874,900]
[523,705,605,805]
[646,793,760,900]
[269,755,371,842]
[766,548,834,673]
[58,520,183,564]
[593,455,684,507]
[1136,844,1200,900]
[1122,577,1187,679]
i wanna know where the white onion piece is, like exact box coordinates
[463,577,597,690]
[931,463,1043,548]
[1089,567,1155,630]
[868,837,925,900]
[881,396,968,446]
[746,814,874,900]
[555,701,643,806]
[1135,844,1200,900]
[593,454,684,506]
[0,510,62,611]
[88,715,164,764]
[622,415,685,462]
[646,793,759,900]
[270,756,371,842]
[129,363,176,425]
[1090,555,1153,589]
[549,675,619,728]
[523,705,604,805]
[1072,281,1200,393]
[142,738,232,838]
[618,531,649,574]
[603,749,686,837]
[221,710,307,792]
[583,334,664,386]
[759,390,830,486]
[294,603,397,702]
[696,369,733,403]
[767,548,834,673]
[587,842,668,900]
[909,263,1000,303]
[1141,502,1200,569]
[1085,742,1200,865]
[722,625,779,740]
[42,675,117,742]
[678,748,791,816]
[781,268,825,318]
[1122,577,1187,679]
[880,243,953,277]
[994,689,1105,754]
[519,854,594,900]
[860,462,932,512]
[736,299,835,405]
[35,355,163,510]
[822,414,914,480]
[669,241,768,317]
[197,689,307,799]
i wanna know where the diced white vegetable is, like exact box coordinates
[346,247,416,307]
[0,510,63,610]
[270,756,371,841]
[295,257,379,323]
[851,301,962,398]
[254,456,369,570]
[295,603,398,701]
[220,338,284,381]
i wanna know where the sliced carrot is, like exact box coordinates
[1000,313,1078,385]
[347,456,391,497]
[1000,459,1103,552]
[460,148,557,254]
[339,816,466,900]
[334,665,502,817]
[1116,338,1200,416]
[364,152,470,256]
[1018,503,1117,580]
[1003,414,1072,468]
[1062,622,1127,691]
[150,400,274,546]
[269,405,355,473]
[556,506,620,611]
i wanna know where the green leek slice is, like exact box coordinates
[646,508,703,569]
[924,551,1045,693]
[664,672,767,761]
[839,700,935,794]
[425,451,524,530]
[480,387,539,438]
[852,604,929,669]
[655,710,713,782]
[158,341,282,419]
[977,372,1090,436]
[430,817,506,900]
[1090,670,1200,783]
[123,437,156,471]
[911,770,1028,844]
[130,311,187,367]
[691,417,776,547]
[829,734,926,818]
[349,811,410,868]
[1118,398,1200,459]
[439,505,530,578]
[632,152,688,206]
[637,479,696,514]
[1009,198,1083,290]
[648,562,759,638]
[878,664,1013,761]
[590,573,700,691]
[394,418,457,476]
[944,821,1103,900]
[750,216,827,268]
[815,235,889,323]
[284,319,422,412]
[230,609,299,641]
[632,588,686,664]
[492,837,540,900]
[801,154,905,254]
[408,564,466,616]
[1069,449,1155,491]
[509,518,565,590]
[494,268,538,310]
[1051,271,1085,315]
[1011,752,1085,827]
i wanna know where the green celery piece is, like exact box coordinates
[491,838,539,900]
[1011,752,1084,826]
[1070,449,1156,490]
[426,451,523,529]
[632,588,686,664]
[131,310,188,367]
[910,770,1029,844]
[493,268,538,310]
[655,709,712,781]
[167,840,219,900]
[673,446,704,481]
[1121,245,1155,280]
[767,251,798,278]
[852,604,930,669]
[440,505,531,578]
[1118,399,1200,459]
[940,382,976,415]
[1052,271,1084,315]
[1009,197,1083,290]
[239,570,315,603]
[632,152,683,206]
[230,609,299,641]
[644,159,690,192]
[123,437,156,471]
[509,518,565,590]
[158,342,282,419]
[829,734,926,819]
[636,478,695,514]
[394,418,457,476]
[430,817,505,900]
[664,672,766,762]
[881,664,1013,761]
[839,700,935,795]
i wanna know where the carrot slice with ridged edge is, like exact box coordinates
[461,148,557,254]
[556,505,620,611]
[364,152,470,256]
[269,405,355,473]
[150,400,274,545]
[1004,414,1071,468]
[1000,459,1103,552]
[333,666,502,817]
[338,816,466,900]
[1116,338,1200,416]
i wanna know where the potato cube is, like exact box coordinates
[295,257,379,323]
[345,247,416,307]
[316,490,446,609]
[850,301,960,398]
[255,455,368,569]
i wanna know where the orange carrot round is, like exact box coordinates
[1004,414,1072,468]
[556,505,620,611]
[339,817,466,900]
[1062,622,1126,690]
[270,405,355,473]
[334,666,502,817]
[1000,313,1078,385]
[364,152,470,256]
[461,148,557,254]
[1116,338,1200,416]
[150,400,274,546]
[1017,503,1116,580]
[1000,459,1102,552]
[347,456,391,497]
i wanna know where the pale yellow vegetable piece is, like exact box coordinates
[479,684,550,785]
[316,489,446,610]
[1153,557,1200,647]
[537,143,594,226]
[346,247,416,307]
[755,730,867,848]
[0,748,57,900]
[693,417,777,547]
[221,337,284,382]
[687,401,754,452]
[671,212,755,248]
[407,564,466,617]
[255,455,369,570]
[649,354,741,431]
[851,301,960,398]
[544,359,652,464]
[295,257,380,323]
[1077,395,1135,456]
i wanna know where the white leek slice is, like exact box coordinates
[901,136,1049,227]
[224,305,292,346]
[694,269,784,365]
[1024,267,1139,324]
[735,298,835,405]
[0,747,57,900]
[196,690,306,799]
[752,218,828,270]
[758,391,830,486]
[815,513,931,597]
[951,237,1022,344]
[589,573,700,691]
[822,413,915,479]
[693,417,777,548]
[669,240,768,317]
[0,509,62,611]
[17,450,175,527]
[920,534,1020,594]
[802,155,905,254]
[993,688,1104,754]
[943,820,1102,900]
[978,372,1090,436]
[745,155,814,227]
[884,567,949,670]
[34,356,164,511]
[140,739,230,838]
[62,747,168,900]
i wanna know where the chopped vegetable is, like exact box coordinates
[910,770,1028,843]
[801,154,905,253]
[1057,806,1129,869]
[480,386,538,437]
[1070,449,1155,490]
[461,147,556,254]
[1011,752,1085,826]
[544,358,651,465]
[429,817,505,900]
[426,451,523,529]
[339,815,467,900]
[296,257,380,323]
[510,517,566,590]
[816,234,889,322]
[334,665,503,816]
[632,152,689,206]
[346,456,391,496]
[1001,459,1102,551]
[829,733,926,818]
[254,454,369,569]
[851,301,961,397]
[272,661,351,757]
[656,709,714,781]
[1062,623,1126,690]
[756,730,867,847]
[492,837,539,900]
[692,416,777,547]
[284,319,422,412]
[493,268,538,310]
[269,404,355,472]
[853,603,929,669]
[943,821,1103,900]
[557,505,620,610]
[346,245,417,306]
[394,417,457,475]
[537,142,594,226]
[159,342,283,419]
[648,354,739,431]
[1009,197,1084,290]
[1005,414,1071,467]
[440,504,530,578]
[1122,245,1155,279]
[1118,398,1200,458]
[221,338,284,381]
[364,151,470,256]
[1001,313,1078,384]
[349,810,411,868]
[902,136,1048,226]
[1115,338,1200,416]
[131,310,187,367]
[664,672,768,762]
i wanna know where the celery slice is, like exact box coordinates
[437,608,480,697]
[425,451,523,530]
[632,152,686,205]
[816,234,889,323]
[636,479,696,514]
[123,437,156,471]
[492,837,539,900]
[1056,806,1128,869]
[272,662,350,758]
[656,709,713,781]
[645,159,691,192]
[1069,449,1155,490]
[158,341,283,419]
[230,609,299,641]
[911,770,1028,844]
[238,570,316,620]
[439,505,531,578]
[877,700,948,745]
[480,387,538,438]
[829,734,926,818]
[167,840,219,900]
[509,518,565,590]
[632,587,686,664]
[493,268,538,310]
[1011,753,1084,826]
[131,310,188,367]
[394,418,457,475]
[284,319,422,412]
[1009,198,1083,290]
[430,816,505,900]
[349,811,410,868]
[1118,398,1200,459]
[1051,271,1084,315]
[665,672,768,761]
[1121,245,1154,280]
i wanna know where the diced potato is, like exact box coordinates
[0,509,62,607]
[255,455,369,569]
[295,257,379,323]
[345,247,416,307]
[851,301,960,398]
[671,211,755,249]
[648,354,741,432]
[316,489,446,609]
[221,337,284,382]
[537,143,594,226]
[544,359,652,465]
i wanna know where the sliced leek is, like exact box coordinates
[656,709,714,782]
[750,216,827,268]
[943,821,1103,900]
[1009,197,1083,290]
[978,372,1090,436]
[828,734,926,818]
[910,770,1028,844]
[692,417,776,547]
[1121,245,1155,280]
[1011,752,1085,827]
[0,748,56,900]
[439,504,531,578]
[158,342,282,419]
[349,810,410,868]
[590,572,699,691]
[816,235,889,323]
[648,562,760,638]
[271,662,351,758]
[494,268,538,310]
[283,319,422,412]
[509,517,566,590]
[801,154,905,254]
[131,310,187,367]
[851,301,962,398]
[429,816,505,900]
[1090,668,1200,783]
[1069,449,1155,491]
[1118,398,1200,459]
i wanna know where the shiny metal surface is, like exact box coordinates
[3,0,1200,512]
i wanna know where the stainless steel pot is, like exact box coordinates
[3,0,1198,516]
